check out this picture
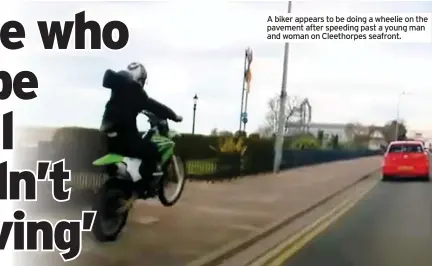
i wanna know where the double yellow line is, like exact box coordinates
[249,180,378,266]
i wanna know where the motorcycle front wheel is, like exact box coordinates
[158,155,186,207]
[91,178,133,242]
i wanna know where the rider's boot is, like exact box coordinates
[152,163,163,177]
[149,163,163,191]
[136,161,163,197]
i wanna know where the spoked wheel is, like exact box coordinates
[92,178,133,242]
[158,156,186,206]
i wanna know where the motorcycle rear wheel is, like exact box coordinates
[91,178,133,242]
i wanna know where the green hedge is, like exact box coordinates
[19,127,380,188]
[49,127,278,175]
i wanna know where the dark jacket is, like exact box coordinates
[100,69,178,135]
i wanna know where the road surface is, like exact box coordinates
[13,157,381,266]
[276,179,432,266]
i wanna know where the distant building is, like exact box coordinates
[407,131,430,147]
[308,123,349,142]
[368,129,386,150]
[286,122,386,149]
[286,122,350,142]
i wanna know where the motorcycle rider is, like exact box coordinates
[100,62,183,189]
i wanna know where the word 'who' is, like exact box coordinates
[1,11,129,50]
[37,11,129,50]
[0,160,71,201]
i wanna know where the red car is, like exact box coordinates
[382,140,430,181]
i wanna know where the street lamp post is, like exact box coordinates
[394,91,406,141]
[192,94,198,134]
[273,1,293,173]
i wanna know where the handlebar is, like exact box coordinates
[141,111,181,139]
[141,110,158,121]
[141,111,171,137]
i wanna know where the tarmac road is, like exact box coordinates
[276,179,432,266]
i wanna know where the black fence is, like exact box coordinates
[13,141,382,187]
[186,149,381,181]
[280,149,381,169]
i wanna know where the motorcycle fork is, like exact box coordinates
[171,156,181,180]
[116,157,173,214]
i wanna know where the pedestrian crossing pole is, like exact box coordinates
[273,1,292,173]
[239,50,248,132]
[243,48,253,132]
[239,47,253,133]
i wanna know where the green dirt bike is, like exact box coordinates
[90,111,186,242]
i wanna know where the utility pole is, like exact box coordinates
[273,1,292,173]
[394,91,406,141]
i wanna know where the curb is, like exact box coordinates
[186,168,380,266]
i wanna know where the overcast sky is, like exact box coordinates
[9,1,432,135]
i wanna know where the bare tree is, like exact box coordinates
[257,126,274,138]
[345,122,371,140]
[381,120,407,142]
[210,128,234,137]
[260,95,303,137]
[210,128,218,136]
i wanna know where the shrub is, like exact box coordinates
[210,136,248,155]
[331,134,339,149]
[291,135,320,150]
[317,130,324,146]
[172,133,219,160]
[234,130,247,138]
[248,133,260,140]
[242,137,274,174]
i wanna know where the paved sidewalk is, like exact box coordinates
[18,156,382,266]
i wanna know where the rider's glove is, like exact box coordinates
[174,115,183,122]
